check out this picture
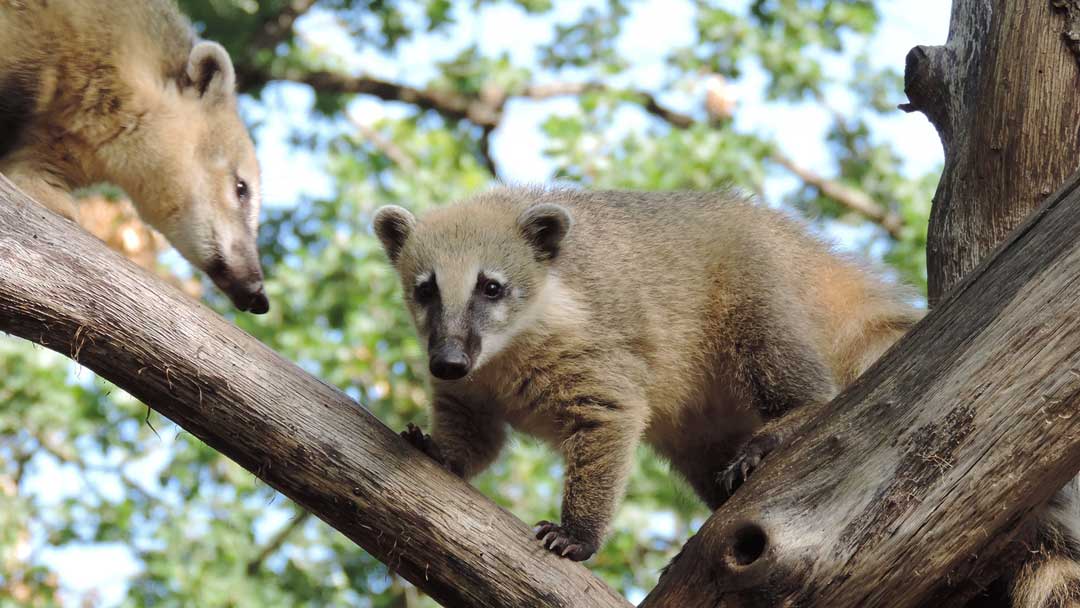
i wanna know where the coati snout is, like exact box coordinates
[428,336,474,380]
[205,253,268,314]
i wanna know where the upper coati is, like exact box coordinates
[0,0,268,313]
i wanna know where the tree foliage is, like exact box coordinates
[0,1,936,605]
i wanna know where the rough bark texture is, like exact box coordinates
[639,171,1080,607]
[0,176,629,608]
[901,0,1080,306]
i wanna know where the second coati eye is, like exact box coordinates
[235,178,250,203]
[481,279,505,300]
[415,279,437,302]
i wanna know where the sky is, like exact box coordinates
[32,1,952,605]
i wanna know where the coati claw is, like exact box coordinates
[720,431,783,496]
[533,521,596,561]
[401,423,449,469]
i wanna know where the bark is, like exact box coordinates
[0,176,629,608]
[901,0,1080,306]
[639,170,1080,607]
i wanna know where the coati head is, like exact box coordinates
[374,196,572,380]
[113,42,268,314]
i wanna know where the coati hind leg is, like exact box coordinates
[663,432,751,510]
[1004,479,1080,608]
[717,297,836,498]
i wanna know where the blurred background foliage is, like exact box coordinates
[0,0,939,605]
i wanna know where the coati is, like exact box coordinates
[374,186,1080,607]
[375,185,920,558]
[0,0,268,313]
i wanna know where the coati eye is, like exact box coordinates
[481,279,505,300]
[415,279,437,302]
[235,178,250,203]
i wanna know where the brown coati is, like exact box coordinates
[374,185,919,559]
[375,186,1080,608]
[0,0,268,313]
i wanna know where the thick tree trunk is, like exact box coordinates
[0,177,629,608]
[901,0,1080,306]
[638,171,1080,607]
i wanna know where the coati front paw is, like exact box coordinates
[720,431,784,496]
[401,423,450,470]
[533,521,597,561]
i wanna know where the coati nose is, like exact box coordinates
[243,285,270,315]
[430,350,471,380]
[217,279,269,314]
[206,258,270,314]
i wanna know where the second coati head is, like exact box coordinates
[373,199,572,380]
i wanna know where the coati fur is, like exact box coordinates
[375,186,1080,608]
[0,0,268,313]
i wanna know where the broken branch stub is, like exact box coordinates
[640,172,1080,608]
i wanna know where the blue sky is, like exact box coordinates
[33,1,951,605]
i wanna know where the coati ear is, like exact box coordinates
[373,205,417,264]
[517,203,572,261]
[186,41,236,102]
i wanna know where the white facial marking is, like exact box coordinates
[415,271,433,287]
[461,264,479,298]
[472,274,583,371]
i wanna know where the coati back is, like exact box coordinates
[375,186,919,557]
[0,0,268,313]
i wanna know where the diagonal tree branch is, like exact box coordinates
[771,152,905,239]
[0,175,630,608]
[236,67,500,126]
[643,169,1080,607]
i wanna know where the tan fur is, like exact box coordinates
[375,185,922,561]
[0,0,268,312]
[1015,557,1080,608]
[1005,479,1080,608]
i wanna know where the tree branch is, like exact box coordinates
[642,170,1080,607]
[249,0,319,52]
[236,67,500,126]
[903,0,1080,305]
[0,176,628,608]
[239,63,897,235]
[479,124,499,177]
[771,152,905,239]
[348,113,418,172]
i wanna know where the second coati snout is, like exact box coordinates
[374,186,920,562]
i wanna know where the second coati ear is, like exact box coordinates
[186,41,237,102]
[517,203,572,261]
[373,205,417,264]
